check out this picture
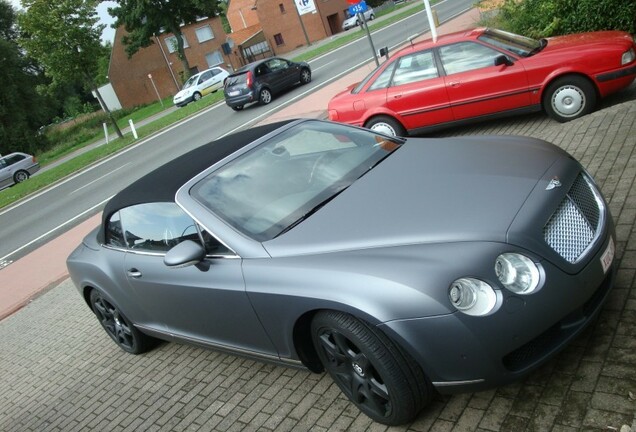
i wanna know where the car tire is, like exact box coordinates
[232,105,244,111]
[89,289,156,355]
[259,88,272,105]
[365,116,406,137]
[13,170,29,183]
[311,311,432,425]
[300,68,312,84]
[543,75,596,122]
[193,92,202,102]
[369,14,375,20]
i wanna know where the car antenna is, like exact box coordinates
[407,35,418,47]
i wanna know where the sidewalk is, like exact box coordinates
[0,7,482,321]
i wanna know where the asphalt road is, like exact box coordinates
[0,0,475,264]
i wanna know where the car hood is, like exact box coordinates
[543,30,633,52]
[264,135,570,257]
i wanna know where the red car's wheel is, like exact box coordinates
[365,116,406,137]
[544,75,597,122]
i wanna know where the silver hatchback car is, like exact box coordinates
[0,152,40,190]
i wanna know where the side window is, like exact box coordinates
[0,159,6,169]
[439,42,502,75]
[108,202,234,256]
[201,230,232,256]
[5,154,26,166]
[199,71,212,82]
[368,62,396,91]
[105,211,126,247]
[119,203,199,252]
[391,50,438,86]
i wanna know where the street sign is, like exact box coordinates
[348,1,368,16]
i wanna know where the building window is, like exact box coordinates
[165,35,189,53]
[279,3,285,13]
[273,33,285,46]
[205,50,224,67]
[195,25,214,43]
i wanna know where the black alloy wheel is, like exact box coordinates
[311,311,431,425]
[89,289,154,354]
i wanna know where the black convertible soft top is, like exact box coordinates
[97,120,293,243]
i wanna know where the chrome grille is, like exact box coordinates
[544,174,603,263]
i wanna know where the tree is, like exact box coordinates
[18,0,123,138]
[0,0,50,155]
[496,0,636,38]
[108,0,222,81]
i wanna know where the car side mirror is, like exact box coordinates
[164,240,206,268]
[494,55,514,67]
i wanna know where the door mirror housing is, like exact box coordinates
[164,240,206,268]
[494,55,514,67]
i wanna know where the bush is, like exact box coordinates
[494,0,636,38]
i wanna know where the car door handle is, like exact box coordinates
[393,94,403,99]
[449,81,461,87]
[127,268,142,278]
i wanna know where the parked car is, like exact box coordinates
[173,67,230,107]
[223,57,311,111]
[342,8,375,31]
[328,28,636,136]
[0,152,40,191]
[68,119,616,425]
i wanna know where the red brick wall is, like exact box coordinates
[256,0,349,55]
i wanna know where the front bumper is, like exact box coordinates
[379,231,616,394]
[173,95,193,107]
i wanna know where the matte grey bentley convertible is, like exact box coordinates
[67,119,616,425]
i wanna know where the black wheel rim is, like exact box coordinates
[318,328,391,417]
[15,172,27,182]
[93,294,135,351]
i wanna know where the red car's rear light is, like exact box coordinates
[32,156,37,163]
[246,71,253,88]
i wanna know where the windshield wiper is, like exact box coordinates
[275,186,349,238]
[528,38,548,56]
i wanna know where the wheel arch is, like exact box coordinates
[363,111,406,129]
[292,305,405,373]
[539,71,600,108]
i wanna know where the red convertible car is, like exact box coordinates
[328,28,636,136]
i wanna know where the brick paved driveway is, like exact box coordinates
[1,97,635,432]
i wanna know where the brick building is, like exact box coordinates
[108,17,232,109]
[226,0,350,65]
[108,1,352,108]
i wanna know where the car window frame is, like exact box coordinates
[103,202,237,258]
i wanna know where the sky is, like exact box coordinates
[8,0,118,44]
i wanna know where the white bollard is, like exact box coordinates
[103,123,109,145]
[128,119,138,139]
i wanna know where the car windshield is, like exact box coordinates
[478,28,542,57]
[182,74,198,89]
[190,121,403,241]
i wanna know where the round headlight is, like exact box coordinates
[495,253,540,294]
[449,278,497,316]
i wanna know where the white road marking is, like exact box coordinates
[70,163,131,195]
